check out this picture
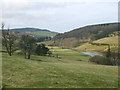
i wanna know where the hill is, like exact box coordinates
[53,22,118,48]
[2,46,118,88]
[74,36,118,53]
[93,36,118,45]
[11,28,58,37]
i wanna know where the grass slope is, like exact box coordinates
[75,36,118,52]
[31,31,57,37]
[93,36,118,45]
[3,47,118,88]
[11,28,57,37]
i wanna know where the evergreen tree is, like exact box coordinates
[35,44,49,56]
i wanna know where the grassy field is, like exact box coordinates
[93,36,118,45]
[75,43,107,52]
[2,47,118,88]
[75,36,118,52]
[31,31,57,37]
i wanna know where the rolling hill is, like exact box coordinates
[2,46,118,88]
[11,28,58,37]
[53,22,118,48]
[74,36,118,53]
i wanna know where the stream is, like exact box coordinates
[63,48,103,57]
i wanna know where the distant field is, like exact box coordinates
[75,36,118,52]
[93,36,118,45]
[75,43,107,52]
[10,28,58,37]
[31,31,57,37]
[2,47,118,88]
[37,41,53,45]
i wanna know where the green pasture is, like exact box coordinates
[31,31,57,37]
[2,46,118,88]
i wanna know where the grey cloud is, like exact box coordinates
[1,1,118,32]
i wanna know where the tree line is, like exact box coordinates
[2,23,51,59]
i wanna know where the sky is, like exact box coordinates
[0,0,119,33]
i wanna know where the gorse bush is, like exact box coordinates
[89,56,109,65]
[89,54,118,65]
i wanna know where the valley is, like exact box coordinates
[1,22,119,88]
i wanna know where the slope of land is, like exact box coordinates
[3,47,118,88]
[74,36,118,53]
[11,28,58,37]
[93,36,118,45]
[53,23,118,48]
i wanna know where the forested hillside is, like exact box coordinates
[11,28,58,37]
[53,23,118,48]
[9,28,58,42]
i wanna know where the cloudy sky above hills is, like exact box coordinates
[0,0,119,32]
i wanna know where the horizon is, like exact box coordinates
[8,21,118,33]
[1,0,119,33]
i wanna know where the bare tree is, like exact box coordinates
[19,35,36,59]
[2,23,16,56]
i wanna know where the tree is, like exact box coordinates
[2,23,16,56]
[19,35,36,59]
[47,51,52,56]
[35,44,49,56]
[106,45,111,58]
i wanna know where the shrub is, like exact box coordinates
[109,53,119,65]
[35,44,50,56]
[89,56,110,65]
[89,55,119,65]
[47,51,52,56]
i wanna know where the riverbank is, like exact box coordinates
[61,47,104,57]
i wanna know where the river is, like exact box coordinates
[62,48,103,57]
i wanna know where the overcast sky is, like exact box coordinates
[0,0,119,33]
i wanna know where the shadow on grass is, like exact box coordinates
[30,58,51,62]
[0,51,7,53]
[30,58,43,62]
[76,59,83,61]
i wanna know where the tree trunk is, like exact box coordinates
[24,51,27,59]
[6,45,12,56]
[8,52,12,56]
[28,55,30,59]
[27,50,31,59]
